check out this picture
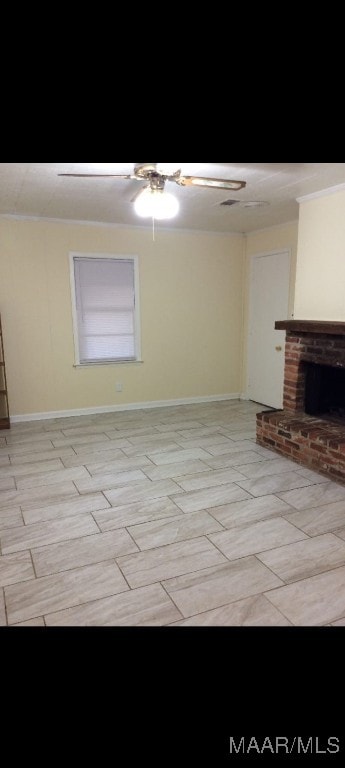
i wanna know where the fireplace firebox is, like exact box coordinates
[305,362,345,419]
[256,320,345,483]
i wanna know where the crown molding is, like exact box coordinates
[297,182,345,203]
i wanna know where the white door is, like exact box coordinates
[247,250,290,409]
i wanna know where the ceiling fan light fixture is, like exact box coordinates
[134,188,179,220]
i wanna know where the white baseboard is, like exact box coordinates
[10,393,241,423]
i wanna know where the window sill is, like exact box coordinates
[73,360,144,368]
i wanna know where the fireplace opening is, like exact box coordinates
[304,362,345,421]
[257,322,345,484]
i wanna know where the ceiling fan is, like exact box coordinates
[58,164,247,220]
[58,163,247,192]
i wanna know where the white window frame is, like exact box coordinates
[69,252,142,366]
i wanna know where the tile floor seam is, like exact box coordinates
[90,511,103,534]
[41,584,172,626]
[28,548,38,579]
[276,490,345,511]
[256,532,345,572]
[100,491,111,507]
[167,593,293,627]
[115,543,227,588]
[128,517,223,552]
[263,561,345,594]
[204,529,302,567]
[155,581,185,621]
[16,506,25,528]
[165,581,281,621]
[330,614,345,625]
[262,557,345,587]
[124,524,144,552]
[262,590,296,625]
[117,531,220,558]
[276,516,313,538]
[205,498,289,526]
[280,515,345,537]
[110,557,133,592]
[204,532,232,559]
[258,595,293,626]
[332,530,345,540]
[251,552,289,585]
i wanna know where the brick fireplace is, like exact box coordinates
[256,320,345,483]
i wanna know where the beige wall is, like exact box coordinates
[294,188,345,319]
[242,221,299,393]
[0,218,244,417]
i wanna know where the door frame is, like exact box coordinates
[246,248,293,403]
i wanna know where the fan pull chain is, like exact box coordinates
[152,216,155,242]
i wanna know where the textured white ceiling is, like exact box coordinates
[1,162,345,233]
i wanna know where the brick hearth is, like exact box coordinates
[256,320,345,483]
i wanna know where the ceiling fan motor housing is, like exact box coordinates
[134,164,181,190]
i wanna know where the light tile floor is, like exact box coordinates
[1,400,345,626]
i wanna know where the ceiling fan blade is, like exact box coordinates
[58,173,135,179]
[175,176,246,191]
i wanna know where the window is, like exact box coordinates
[70,254,141,365]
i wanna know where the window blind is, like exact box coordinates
[74,257,136,363]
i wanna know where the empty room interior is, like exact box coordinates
[2,162,345,627]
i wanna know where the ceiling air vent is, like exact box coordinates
[220,199,239,207]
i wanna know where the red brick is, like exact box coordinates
[286,336,302,344]
[256,406,345,485]
[284,365,301,377]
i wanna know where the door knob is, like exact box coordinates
[275,346,282,351]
